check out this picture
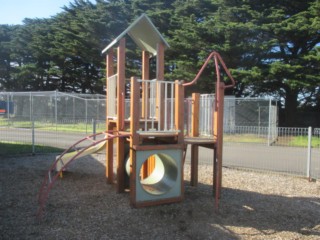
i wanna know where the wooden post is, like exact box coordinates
[141,51,150,179]
[106,50,114,184]
[156,42,165,80]
[156,42,165,130]
[191,93,200,137]
[117,38,126,131]
[175,80,185,196]
[213,82,225,206]
[130,77,139,144]
[116,38,126,193]
[190,144,199,186]
[130,77,140,206]
[190,93,200,186]
[175,80,184,144]
[141,51,150,119]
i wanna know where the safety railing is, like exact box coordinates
[136,79,179,134]
[199,94,215,137]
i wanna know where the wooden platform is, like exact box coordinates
[184,137,216,148]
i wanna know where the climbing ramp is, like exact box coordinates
[37,131,130,217]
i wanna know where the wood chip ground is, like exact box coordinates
[1,153,319,239]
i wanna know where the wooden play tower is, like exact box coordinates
[37,14,235,218]
[102,14,235,208]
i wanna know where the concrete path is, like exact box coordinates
[1,127,319,178]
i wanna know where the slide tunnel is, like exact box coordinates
[125,149,182,202]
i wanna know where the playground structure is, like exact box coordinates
[38,14,235,215]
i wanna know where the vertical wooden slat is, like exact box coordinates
[130,77,140,206]
[141,51,150,119]
[130,77,139,145]
[156,42,165,80]
[191,93,200,137]
[116,38,126,193]
[147,155,156,179]
[106,50,114,184]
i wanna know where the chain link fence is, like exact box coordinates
[313,128,320,179]
[0,91,106,123]
[224,97,278,145]
[221,127,320,179]
[184,95,278,144]
[0,91,106,153]
[1,91,319,179]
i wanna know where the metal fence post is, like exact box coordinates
[31,94,35,155]
[7,93,10,126]
[85,99,88,134]
[32,118,35,155]
[267,98,271,146]
[55,90,58,129]
[92,118,96,140]
[6,93,10,122]
[307,126,312,180]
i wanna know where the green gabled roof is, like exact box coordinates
[102,14,170,56]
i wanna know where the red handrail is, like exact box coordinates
[37,130,131,218]
[183,51,236,89]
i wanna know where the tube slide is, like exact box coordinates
[55,140,106,172]
[125,153,178,195]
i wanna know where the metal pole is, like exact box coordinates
[170,83,174,130]
[85,99,88,134]
[92,118,96,140]
[6,93,10,121]
[32,117,35,155]
[144,81,148,131]
[55,91,58,129]
[267,98,272,146]
[29,92,32,123]
[7,93,10,127]
[31,93,35,155]
[258,104,260,137]
[307,126,312,180]
[73,97,75,123]
[96,95,99,121]
[164,82,168,131]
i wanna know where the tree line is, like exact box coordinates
[0,0,319,126]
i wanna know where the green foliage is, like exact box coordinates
[0,0,319,126]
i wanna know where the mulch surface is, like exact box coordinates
[1,153,319,239]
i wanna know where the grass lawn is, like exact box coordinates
[223,134,267,143]
[0,142,63,156]
[0,119,105,133]
[223,134,320,147]
[288,136,320,147]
